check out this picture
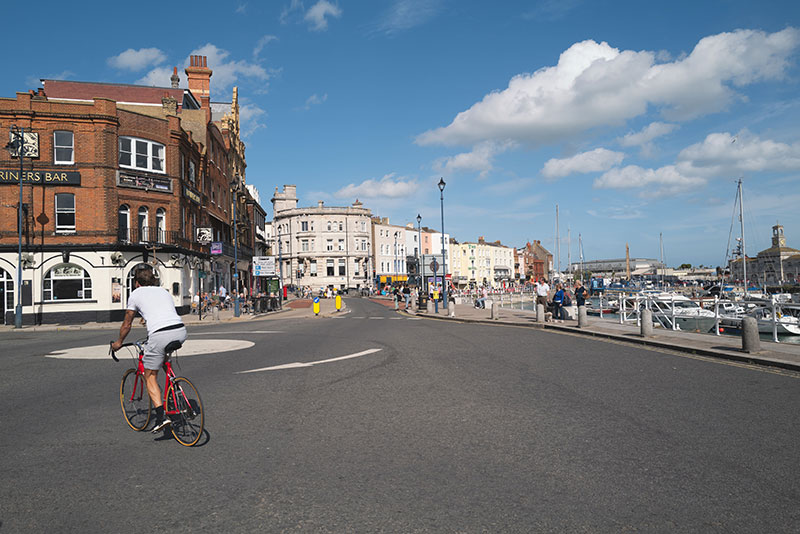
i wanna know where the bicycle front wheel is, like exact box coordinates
[166,377,204,446]
[120,368,151,431]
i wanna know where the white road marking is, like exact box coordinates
[236,348,383,373]
[46,339,254,360]
[368,317,384,320]
[192,331,283,335]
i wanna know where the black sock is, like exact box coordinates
[155,406,165,421]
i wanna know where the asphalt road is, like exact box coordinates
[1,298,799,533]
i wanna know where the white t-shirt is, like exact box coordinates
[127,286,183,336]
[537,283,550,297]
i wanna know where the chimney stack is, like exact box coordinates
[170,66,180,88]
[185,55,212,120]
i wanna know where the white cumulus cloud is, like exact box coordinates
[299,93,328,111]
[541,148,625,179]
[433,141,513,178]
[676,130,800,177]
[305,0,342,31]
[135,67,174,87]
[136,44,269,91]
[334,173,419,199]
[618,122,679,147]
[416,28,800,148]
[594,165,706,197]
[108,48,166,71]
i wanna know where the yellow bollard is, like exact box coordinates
[313,296,320,316]
[335,294,342,311]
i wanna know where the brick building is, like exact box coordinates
[0,55,255,325]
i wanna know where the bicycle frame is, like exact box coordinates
[123,342,188,418]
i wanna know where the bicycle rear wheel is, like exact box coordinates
[120,368,151,431]
[166,377,204,446]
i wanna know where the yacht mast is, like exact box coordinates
[567,226,571,279]
[579,233,585,283]
[555,204,560,278]
[738,179,747,293]
[659,232,664,289]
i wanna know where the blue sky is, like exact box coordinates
[5,0,800,268]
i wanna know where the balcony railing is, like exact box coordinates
[118,226,187,247]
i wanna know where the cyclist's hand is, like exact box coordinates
[110,340,123,352]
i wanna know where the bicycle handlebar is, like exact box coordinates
[109,342,119,362]
[109,341,139,362]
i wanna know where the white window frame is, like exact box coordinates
[118,204,130,241]
[43,264,92,302]
[119,136,165,174]
[55,193,76,233]
[156,208,166,243]
[54,131,74,165]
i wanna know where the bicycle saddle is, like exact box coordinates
[164,340,183,353]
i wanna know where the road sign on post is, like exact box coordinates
[253,256,276,277]
[430,259,439,273]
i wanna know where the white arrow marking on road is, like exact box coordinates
[192,331,284,335]
[236,348,382,373]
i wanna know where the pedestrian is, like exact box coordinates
[402,283,411,308]
[536,278,550,308]
[574,280,587,307]
[553,282,565,322]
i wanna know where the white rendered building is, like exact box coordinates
[372,217,408,286]
[271,185,372,292]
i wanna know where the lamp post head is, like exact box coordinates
[416,214,421,225]
[437,178,446,192]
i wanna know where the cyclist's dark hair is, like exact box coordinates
[134,267,157,287]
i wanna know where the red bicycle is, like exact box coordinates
[110,339,204,447]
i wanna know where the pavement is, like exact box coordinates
[406,298,800,373]
[4,295,798,372]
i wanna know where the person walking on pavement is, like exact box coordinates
[402,283,411,308]
[111,267,186,433]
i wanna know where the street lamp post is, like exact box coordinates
[416,214,422,288]
[6,126,25,328]
[230,177,240,317]
[438,178,447,310]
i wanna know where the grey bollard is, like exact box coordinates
[640,308,653,337]
[491,301,498,320]
[394,298,399,311]
[427,300,434,314]
[536,303,545,322]
[742,316,761,353]
[577,305,588,328]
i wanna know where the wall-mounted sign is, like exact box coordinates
[8,132,39,158]
[210,242,223,255]
[196,227,212,245]
[183,185,201,205]
[0,169,81,185]
[118,172,171,193]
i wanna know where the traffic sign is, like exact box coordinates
[430,259,439,273]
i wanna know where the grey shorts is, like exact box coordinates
[143,326,187,370]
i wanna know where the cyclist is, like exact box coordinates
[112,267,187,433]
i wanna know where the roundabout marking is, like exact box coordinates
[45,339,255,360]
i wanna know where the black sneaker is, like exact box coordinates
[151,417,172,433]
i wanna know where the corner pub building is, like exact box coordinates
[0,56,247,325]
